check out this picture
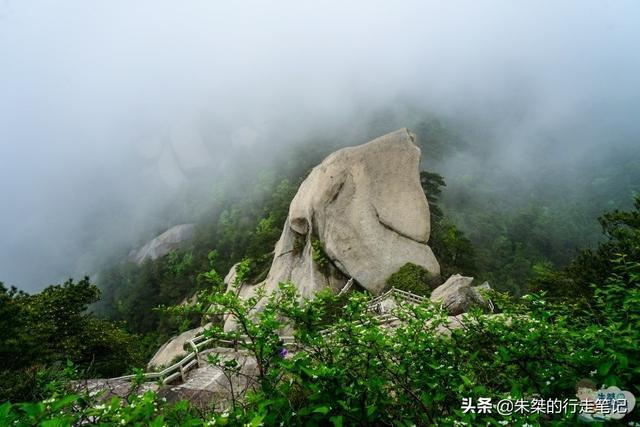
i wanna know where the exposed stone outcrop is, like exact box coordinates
[232,129,440,309]
[147,324,209,369]
[224,262,242,292]
[158,348,260,410]
[130,224,195,265]
[429,274,492,315]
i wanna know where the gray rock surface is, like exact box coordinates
[130,224,195,265]
[147,324,209,369]
[233,129,440,311]
[429,274,490,315]
[224,262,242,292]
[159,348,260,410]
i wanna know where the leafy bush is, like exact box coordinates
[143,253,640,425]
[384,262,439,296]
[4,252,640,424]
[311,238,329,270]
[531,195,640,300]
[420,171,477,280]
[0,278,144,402]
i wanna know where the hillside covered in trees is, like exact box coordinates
[91,115,640,351]
[2,120,639,425]
[2,2,640,425]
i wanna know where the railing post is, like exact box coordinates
[191,339,200,368]
[179,364,186,382]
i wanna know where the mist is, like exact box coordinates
[1,1,639,292]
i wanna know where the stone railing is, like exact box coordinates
[111,288,426,385]
[110,350,198,385]
[110,332,296,385]
[367,287,426,308]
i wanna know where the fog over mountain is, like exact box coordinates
[1,1,639,291]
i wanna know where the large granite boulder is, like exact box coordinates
[130,224,195,265]
[235,129,439,306]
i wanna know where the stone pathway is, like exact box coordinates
[176,365,224,391]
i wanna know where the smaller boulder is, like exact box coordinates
[430,274,490,315]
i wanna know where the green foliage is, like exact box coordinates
[420,170,446,222]
[36,255,640,424]
[5,250,640,424]
[415,117,640,295]
[94,178,299,337]
[385,262,437,296]
[0,391,211,426]
[420,171,477,279]
[94,117,639,342]
[6,117,640,423]
[531,195,640,299]
[194,255,640,424]
[167,250,193,278]
[311,238,329,270]
[430,221,477,278]
[0,278,144,402]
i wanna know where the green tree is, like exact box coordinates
[0,278,144,401]
[420,171,477,278]
[385,262,438,295]
[531,195,640,299]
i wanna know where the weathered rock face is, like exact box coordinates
[130,224,195,265]
[158,348,260,411]
[236,128,439,305]
[224,262,241,292]
[429,274,491,316]
[147,324,209,369]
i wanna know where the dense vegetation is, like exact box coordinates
[0,279,144,402]
[2,115,639,424]
[92,116,640,345]
[1,198,639,425]
[531,196,640,300]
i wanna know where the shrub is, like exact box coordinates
[311,238,330,270]
[385,262,439,296]
[3,257,640,424]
